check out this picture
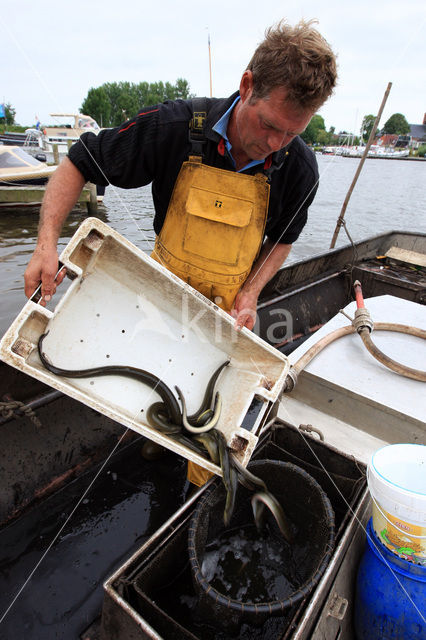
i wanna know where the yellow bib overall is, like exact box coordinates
[151,155,270,485]
[151,156,270,311]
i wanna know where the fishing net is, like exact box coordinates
[188,459,335,628]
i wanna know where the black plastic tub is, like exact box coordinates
[188,459,335,629]
[106,420,366,640]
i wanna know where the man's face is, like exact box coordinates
[233,72,313,161]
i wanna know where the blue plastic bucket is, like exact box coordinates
[355,519,426,640]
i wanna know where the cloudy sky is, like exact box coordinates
[3,0,425,134]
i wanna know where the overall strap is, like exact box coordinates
[189,97,208,158]
[263,148,290,180]
[189,96,290,177]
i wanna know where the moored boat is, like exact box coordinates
[0,227,424,639]
[341,145,411,159]
[0,145,56,185]
[0,145,105,208]
[38,113,101,153]
[0,131,40,147]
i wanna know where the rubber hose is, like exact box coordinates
[291,322,426,382]
[358,325,426,382]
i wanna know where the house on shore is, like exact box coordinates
[376,113,426,150]
[408,113,426,148]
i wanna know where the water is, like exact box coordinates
[201,524,298,602]
[1,156,425,338]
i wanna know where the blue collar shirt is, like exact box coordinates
[212,96,265,173]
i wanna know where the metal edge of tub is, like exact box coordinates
[101,481,212,640]
[291,486,371,639]
[100,483,371,640]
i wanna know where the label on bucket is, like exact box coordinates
[372,502,426,566]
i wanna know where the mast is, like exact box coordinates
[208,32,213,98]
[329,82,392,249]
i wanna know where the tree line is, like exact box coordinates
[80,79,194,127]
[1,84,414,144]
[300,112,411,146]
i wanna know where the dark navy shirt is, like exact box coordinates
[69,93,319,244]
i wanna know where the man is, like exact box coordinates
[24,19,336,331]
[24,19,336,484]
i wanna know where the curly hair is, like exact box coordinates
[247,19,337,112]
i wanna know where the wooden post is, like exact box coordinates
[329,82,392,249]
[52,144,59,165]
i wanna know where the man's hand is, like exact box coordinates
[24,245,66,305]
[24,157,86,304]
[231,289,258,331]
[231,240,293,332]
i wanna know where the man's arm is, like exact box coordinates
[232,238,292,331]
[24,157,86,303]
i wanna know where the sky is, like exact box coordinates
[2,0,425,134]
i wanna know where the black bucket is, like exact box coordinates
[188,459,335,629]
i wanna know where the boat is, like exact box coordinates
[37,113,101,154]
[341,145,411,159]
[0,226,424,639]
[321,146,344,155]
[0,145,58,206]
[0,145,57,208]
[0,131,40,147]
[0,145,56,186]
[0,145,105,208]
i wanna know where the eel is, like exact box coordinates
[187,361,229,423]
[176,387,222,434]
[251,491,294,543]
[38,334,291,537]
[38,332,182,425]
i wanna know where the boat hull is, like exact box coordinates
[0,229,424,639]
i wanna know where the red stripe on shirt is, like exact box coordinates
[118,108,159,133]
[118,122,136,133]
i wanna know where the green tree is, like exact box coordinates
[361,115,376,142]
[301,114,326,145]
[81,87,111,128]
[0,102,16,126]
[174,78,192,99]
[81,79,194,127]
[382,113,410,135]
[317,129,329,146]
[113,82,140,125]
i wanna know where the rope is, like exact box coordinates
[0,400,42,427]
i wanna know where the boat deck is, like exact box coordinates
[0,430,189,639]
[0,230,423,639]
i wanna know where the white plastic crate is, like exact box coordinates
[0,218,289,474]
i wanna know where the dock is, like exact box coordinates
[0,143,98,212]
[0,182,98,212]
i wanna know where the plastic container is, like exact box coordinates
[367,443,426,565]
[0,217,289,475]
[188,459,335,629]
[354,519,426,640]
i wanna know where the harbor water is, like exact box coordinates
[1,155,425,338]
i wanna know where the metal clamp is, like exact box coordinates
[327,593,348,620]
[299,423,325,441]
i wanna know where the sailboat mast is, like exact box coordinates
[208,33,213,97]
